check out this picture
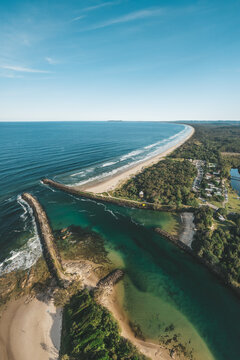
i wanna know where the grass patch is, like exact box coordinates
[226,188,240,214]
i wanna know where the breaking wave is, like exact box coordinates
[101,161,118,167]
[0,196,42,275]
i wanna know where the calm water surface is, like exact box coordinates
[231,168,240,195]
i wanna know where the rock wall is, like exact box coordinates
[22,193,67,286]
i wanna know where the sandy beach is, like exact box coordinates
[0,260,177,360]
[63,259,173,359]
[0,296,62,360]
[0,126,194,360]
[80,126,194,194]
[101,286,174,360]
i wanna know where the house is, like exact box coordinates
[205,173,212,180]
[205,188,213,192]
[218,215,225,221]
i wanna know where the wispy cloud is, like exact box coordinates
[71,15,86,22]
[45,57,58,65]
[85,8,165,30]
[0,65,51,73]
[0,73,24,79]
[72,1,120,22]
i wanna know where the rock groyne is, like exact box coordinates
[42,178,193,213]
[22,193,68,286]
[155,227,240,298]
[96,269,124,289]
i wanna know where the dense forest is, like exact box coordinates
[170,123,240,171]
[114,159,197,207]
[60,289,148,360]
[192,208,240,285]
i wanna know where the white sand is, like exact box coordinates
[81,126,194,194]
[0,296,62,360]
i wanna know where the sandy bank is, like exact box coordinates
[81,125,194,194]
[101,286,174,360]
[179,212,195,247]
[63,259,173,359]
[0,296,62,360]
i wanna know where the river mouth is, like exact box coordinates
[28,189,239,360]
[1,122,240,360]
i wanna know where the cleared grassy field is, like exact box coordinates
[226,188,240,214]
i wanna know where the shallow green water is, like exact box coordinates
[40,189,240,360]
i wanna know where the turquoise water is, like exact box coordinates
[231,168,240,195]
[0,122,240,359]
[0,121,190,264]
[41,189,239,360]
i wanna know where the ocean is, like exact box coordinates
[0,121,240,360]
[0,121,191,266]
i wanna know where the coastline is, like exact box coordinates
[0,124,196,360]
[101,286,173,360]
[81,125,195,194]
[65,260,173,359]
[0,296,62,360]
[0,257,173,360]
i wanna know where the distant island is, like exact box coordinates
[107,120,124,122]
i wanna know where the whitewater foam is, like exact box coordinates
[120,149,144,161]
[101,161,118,167]
[0,196,43,275]
[144,139,167,150]
[97,202,118,219]
[70,170,85,177]
[72,161,138,187]
[69,125,192,189]
[0,235,42,275]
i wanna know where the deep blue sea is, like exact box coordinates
[0,121,190,267]
[0,121,240,360]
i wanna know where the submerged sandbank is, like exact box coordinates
[101,286,173,360]
[80,125,194,194]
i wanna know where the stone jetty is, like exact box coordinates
[22,193,68,286]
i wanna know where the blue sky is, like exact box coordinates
[0,0,240,121]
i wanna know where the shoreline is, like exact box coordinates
[0,257,172,360]
[101,285,173,360]
[64,259,173,359]
[0,295,62,360]
[80,125,195,194]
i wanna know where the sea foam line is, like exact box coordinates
[70,125,191,188]
[70,167,94,177]
[72,161,140,187]
[0,196,42,275]
[120,149,143,161]
[101,161,118,167]
[144,139,167,150]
